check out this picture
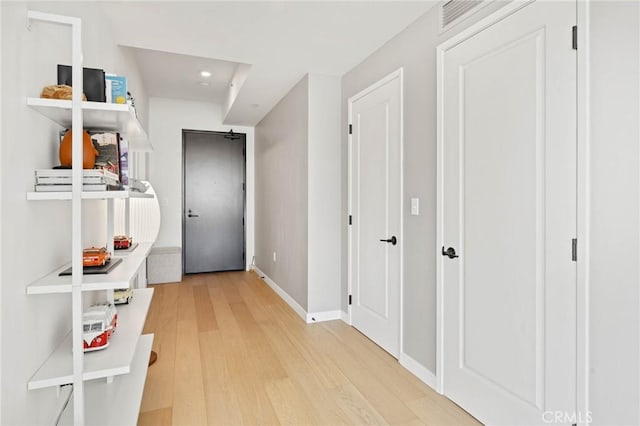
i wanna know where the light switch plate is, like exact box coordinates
[411,198,419,215]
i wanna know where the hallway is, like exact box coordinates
[138,272,479,425]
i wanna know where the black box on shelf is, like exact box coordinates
[57,65,106,102]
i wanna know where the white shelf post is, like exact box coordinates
[125,198,131,237]
[107,198,115,305]
[70,15,85,426]
[28,11,86,425]
[107,198,115,254]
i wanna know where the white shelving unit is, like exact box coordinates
[26,11,155,425]
[28,289,153,390]
[58,334,154,426]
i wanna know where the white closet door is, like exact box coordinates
[440,1,577,424]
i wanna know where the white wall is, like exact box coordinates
[341,0,506,375]
[307,74,341,314]
[148,97,255,270]
[588,2,640,424]
[254,76,309,309]
[254,74,342,316]
[1,2,148,424]
[0,2,3,421]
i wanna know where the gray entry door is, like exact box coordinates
[183,130,245,273]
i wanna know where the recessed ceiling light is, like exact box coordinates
[200,70,211,78]
[198,81,210,86]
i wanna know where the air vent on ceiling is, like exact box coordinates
[441,0,483,30]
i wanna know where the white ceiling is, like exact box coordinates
[102,1,437,126]
[124,47,246,103]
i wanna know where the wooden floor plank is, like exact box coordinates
[235,277,271,323]
[405,395,482,426]
[266,377,321,425]
[198,330,243,426]
[222,285,244,305]
[139,271,476,426]
[137,407,172,426]
[140,284,178,412]
[323,320,429,401]
[229,301,288,381]
[171,283,208,426]
[193,283,219,332]
[176,277,197,322]
[260,317,386,426]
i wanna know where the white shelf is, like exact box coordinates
[26,97,152,152]
[27,254,147,295]
[133,242,153,258]
[115,242,153,259]
[58,334,154,426]
[28,289,153,390]
[26,190,154,201]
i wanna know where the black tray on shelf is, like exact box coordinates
[58,257,123,276]
[114,242,139,253]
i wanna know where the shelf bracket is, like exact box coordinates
[27,11,82,27]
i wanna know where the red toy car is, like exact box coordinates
[114,235,132,250]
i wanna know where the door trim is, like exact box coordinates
[347,67,404,355]
[576,1,591,422]
[181,129,247,274]
[436,2,587,414]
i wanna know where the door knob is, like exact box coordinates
[442,246,458,259]
[187,209,199,218]
[379,236,397,245]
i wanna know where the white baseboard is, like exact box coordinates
[340,310,349,324]
[399,352,439,392]
[306,310,343,323]
[253,267,307,322]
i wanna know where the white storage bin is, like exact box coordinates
[147,247,182,284]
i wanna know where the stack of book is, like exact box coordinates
[34,169,121,192]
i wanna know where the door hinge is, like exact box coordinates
[242,148,246,157]
[349,215,352,225]
[349,294,352,305]
[242,182,245,191]
[243,252,245,260]
[572,238,577,262]
[572,25,578,50]
[348,124,352,135]
[242,217,245,226]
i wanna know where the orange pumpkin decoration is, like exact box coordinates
[59,130,99,169]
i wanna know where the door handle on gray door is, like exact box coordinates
[380,236,397,245]
[187,209,200,218]
[442,246,458,258]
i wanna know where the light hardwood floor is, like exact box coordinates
[138,271,480,426]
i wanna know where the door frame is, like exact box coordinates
[347,68,404,355]
[181,128,247,274]
[435,1,590,422]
